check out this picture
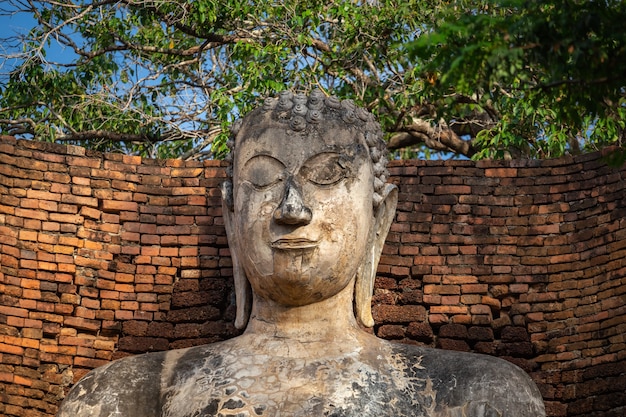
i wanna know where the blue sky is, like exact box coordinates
[0,7,35,37]
[0,6,74,79]
[0,8,37,76]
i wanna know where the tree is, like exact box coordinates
[0,0,625,160]
[406,0,626,160]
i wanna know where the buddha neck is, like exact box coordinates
[243,280,365,347]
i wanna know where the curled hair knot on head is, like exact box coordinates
[223,89,389,209]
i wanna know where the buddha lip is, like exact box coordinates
[271,238,318,249]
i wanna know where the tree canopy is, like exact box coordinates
[1,0,625,160]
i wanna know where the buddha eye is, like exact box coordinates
[300,153,348,186]
[241,155,285,189]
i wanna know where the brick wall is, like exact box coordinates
[0,135,624,417]
[381,156,626,417]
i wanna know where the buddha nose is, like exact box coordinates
[273,179,312,225]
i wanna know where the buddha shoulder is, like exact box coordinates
[56,350,166,417]
[389,343,546,417]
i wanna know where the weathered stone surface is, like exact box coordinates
[59,335,545,417]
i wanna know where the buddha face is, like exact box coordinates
[230,125,374,307]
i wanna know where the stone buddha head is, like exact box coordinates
[221,90,398,330]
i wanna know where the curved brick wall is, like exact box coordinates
[0,135,624,417]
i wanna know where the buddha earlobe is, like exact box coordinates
[221,183,251,329]
[231,247,252,330]
[355,183,398,328]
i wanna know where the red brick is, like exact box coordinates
[64,317,100,332]
[0,342,24,355]
[0,371,14,383]
[441,295,460,305]
[0,305,29,318]
[178,235,199,245]
[101,200,138,212]
[470,304,492,315]
[141,235,160,245]
[372,305,426,323]
[12,374,33,387]
[18,230,38,241]
[442,275,478,284]
[435,185,472,195]
[115,283,134,293]
[430,305,469,315]
[79,206,102,220]
[44,171,71,183]
[423,284,460,295]
[60,194,98,207]
[74,357,110,368]
[171,187,205,196]
[483,167,518,177]
[25,189,61,201]
[438,338,471,351]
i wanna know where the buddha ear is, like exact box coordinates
[355,183,398,328]
[221,182,251,330]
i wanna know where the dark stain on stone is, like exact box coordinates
[222,398,245,409]
[201,399,219,415]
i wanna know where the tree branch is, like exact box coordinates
[388,119,476,158]
[535,76,616,90]
[0,117,37,135]
[179,126,222,160]
[310,38,377,88]
[56,130,155,143]
[121,0,241,44]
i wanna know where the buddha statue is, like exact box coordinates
[57,90,546,417]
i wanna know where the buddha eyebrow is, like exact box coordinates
[244,153,284,163]
[242,153,287,168]
[301,150,341,162]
